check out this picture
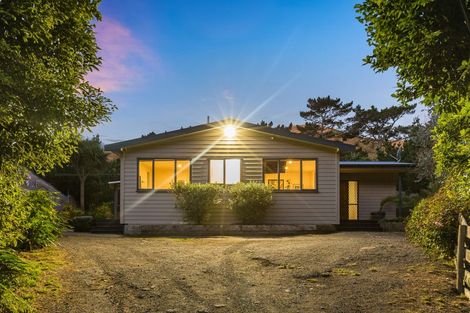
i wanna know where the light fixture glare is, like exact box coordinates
[224,125,237,139]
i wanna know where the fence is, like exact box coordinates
[456,214,470,298]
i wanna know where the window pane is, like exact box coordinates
[302,160,317,190]
[210,160,224,184]
[138,160,152,189]
[176,160,190,184]
[348,181,358,220]
[348,181,358,204]
[264,160,278,189]
[225,159,240,184]
[280,160,301,190]
[154,160,175,189]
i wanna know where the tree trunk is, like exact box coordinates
[79,176,86,212]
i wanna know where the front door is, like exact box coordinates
[340,180,359,221]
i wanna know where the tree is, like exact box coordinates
[70,137,108,210]
[355,0,470,175]
[0,0,114,175]
[299,96,353,138]
[401,116,438,193]
[346,104,416,159]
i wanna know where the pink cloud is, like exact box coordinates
[87,17,158,92]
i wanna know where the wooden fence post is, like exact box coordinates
[456,215,467,293]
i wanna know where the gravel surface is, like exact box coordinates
[38,232,470,313]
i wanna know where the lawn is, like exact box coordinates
[37,232,469,313]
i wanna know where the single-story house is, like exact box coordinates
[104,119,413,234]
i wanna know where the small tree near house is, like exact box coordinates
[70,136,107,211]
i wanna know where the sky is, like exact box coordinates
[89,0,424,144]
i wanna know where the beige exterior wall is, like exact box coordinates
[120,127,340,225]
[340,173,398,220]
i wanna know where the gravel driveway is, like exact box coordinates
[38,232,469,313]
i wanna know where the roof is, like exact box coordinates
[339,161,415,168]
[104,119,355,152]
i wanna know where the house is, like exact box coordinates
[104,119,413,234]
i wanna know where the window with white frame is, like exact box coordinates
[209,159,241,184]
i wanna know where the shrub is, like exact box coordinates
[406,172,470,258]
[229,182,273,224]
[172,183,223,224]
[70,216,94,232]
[90,202,113,220]
[58,204,84,225]
[19,190,64,251]
[0,169,30,249]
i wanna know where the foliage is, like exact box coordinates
[355,0,470,112]
[90,202,113,220]
[0,0,114,175]
[172,183,224,224]
[58,205,85,225]
[0,249,39,313]
[380,193,422,213]
[299,96,353,138]
[43,153,119,212]
[68,136,109,210]
[406,173,470,258]
[19,191,64,251]
[70,216,94,232]
[0,168,30,249]
[355,0,470,175]
[433,98,470,176]
[229,183,273,224]
[346,104,416,159]
[401,116,437,191]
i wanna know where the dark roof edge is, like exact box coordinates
[104,119,356,152]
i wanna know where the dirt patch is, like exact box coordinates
[37,232,470,313]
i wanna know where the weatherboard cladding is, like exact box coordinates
[341,173,398,220]
[120,127,339,225]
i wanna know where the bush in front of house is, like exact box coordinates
[19,190,65,251]
[172,183,224,224]
[405,173,470,258]
[90,202,113,220]
[229,182,273,224]
[59,204,85,226]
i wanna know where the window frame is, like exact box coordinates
[262,158,318,193]
[208,158,242,185]
[136,158,192,192]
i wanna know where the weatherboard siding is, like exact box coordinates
[121,128,340,225]
[341,173,398,220]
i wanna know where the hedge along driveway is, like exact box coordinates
[38,232,468,313]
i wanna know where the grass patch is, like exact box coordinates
[332,267,360,276]
[0,247,65,313]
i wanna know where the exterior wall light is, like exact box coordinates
[224,125,237,139]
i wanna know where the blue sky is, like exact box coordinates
[89,0,420,144]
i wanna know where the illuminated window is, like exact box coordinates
[264,159,317,191]
[154,160,175,190]
[302,160,317,190]
[137,159,190,190]
[348,181,358,220]
[176,160,190,184]
[138,160,153,190]
[209,159,241,184]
